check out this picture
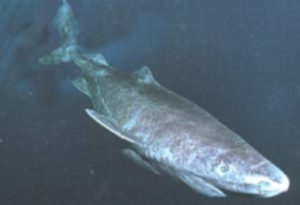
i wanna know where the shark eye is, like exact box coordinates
[220,164,229,173]
[217,161,230,174]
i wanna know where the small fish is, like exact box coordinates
[39,0,289,198]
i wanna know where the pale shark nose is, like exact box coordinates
[269,168,290,193]
[255,162,290,197]
[278,172,290,192]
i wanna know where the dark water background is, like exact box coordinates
[0,0,299,204]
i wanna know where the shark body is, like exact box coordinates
[39,0,289,198]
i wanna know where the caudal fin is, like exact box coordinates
[39,0,79,65]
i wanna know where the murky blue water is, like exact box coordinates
[0,0,299,204]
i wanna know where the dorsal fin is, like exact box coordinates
[133,66,158,85]
[83,52,108,66]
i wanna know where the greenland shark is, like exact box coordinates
[39,0,289,198]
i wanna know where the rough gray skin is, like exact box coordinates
[39,0,290,198]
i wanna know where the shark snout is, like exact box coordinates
[262,169,289,197]
[251,162,290,197]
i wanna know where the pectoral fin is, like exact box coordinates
[122,149,160,175]
[86,109,141,145]
[180,171,226,197]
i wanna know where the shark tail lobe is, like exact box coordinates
[39,0,79,65]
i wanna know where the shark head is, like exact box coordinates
[204,148,290,198]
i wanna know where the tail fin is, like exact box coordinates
[39,0,79,65]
